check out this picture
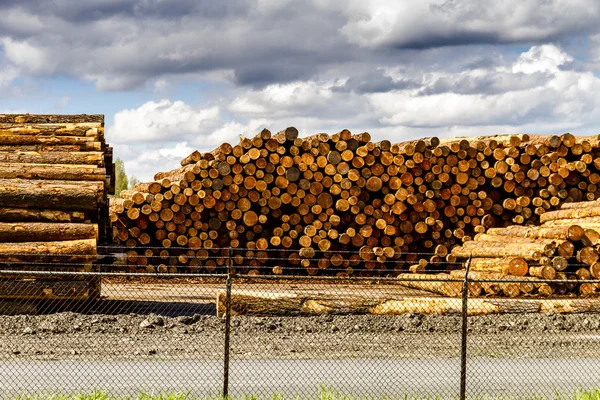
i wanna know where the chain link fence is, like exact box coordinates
[0,260,599,398]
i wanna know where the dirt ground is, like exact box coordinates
[0,311,599,361]
[0,280,599,361]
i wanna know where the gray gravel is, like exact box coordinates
[0,312,599,360]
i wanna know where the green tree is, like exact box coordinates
[114,157,128,197]
[128,175,140,190]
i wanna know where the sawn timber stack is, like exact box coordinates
[0,114,114,300]
[109,127,600,293]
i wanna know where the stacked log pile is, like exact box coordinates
[0,114,113,300]
[416,199,600,298]
[109,128,600,283]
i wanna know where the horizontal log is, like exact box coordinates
[0,135,102,150]
[0,208,86,223]
[559,199,600,209]
[451,245,543,260]
[181,151,202,166]
[474,234,568,247]
[0,122,102,137]
[469,258,528,276]
[0,114,103,124]
[0,163,106,181]
[0,280,91,300]
[0,179,104,210]
[540,206,600,223]
[396,273,462,297]
[0,239,96,263]
[0,263,94,279]
[0,151,104,166]
[0,223,97,242]
[215,291,598,316]
[485,225,584,241]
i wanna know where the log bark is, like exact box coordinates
[0,223,97,242]
[0,208,86,223]
[0,179,104,210]
[451,244,543,260]
[540,206,600,223]
[469,258,528,276]
[0,151,104,166]
[0,239,96,263]
[0,135,102,150]
[396,273,462,297]
[0,122,102,136]
[0,163,106,181]
[485,225,584,241]
[0,114,103,124]
[215,291,600,316]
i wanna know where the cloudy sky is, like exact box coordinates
[1,0,600,181]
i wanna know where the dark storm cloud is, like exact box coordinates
[0,0,249,21]
[341,1,600,51]
[1,0,599,91]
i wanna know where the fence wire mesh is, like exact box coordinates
[0,263,598,398]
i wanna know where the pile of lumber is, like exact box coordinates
[412,199,600,298]
[0,114,114,300]
[109,128,600,279]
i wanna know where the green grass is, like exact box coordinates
[8,387,600,400]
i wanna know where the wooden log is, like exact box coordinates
[133,181,162,194]
[452,243,544,260]
[485,225,584,241]
[0,239,96,263]
[180,150,202,166]
[396,273,462,297]
[450,270,528,298]
[0,179,104,210]
[0,135,102,150]
[0,223,97,242]
[274,127,299,142]
[469,258,528,276]
[540,206,600,223]
[215,291,600,316]
[0,122,102,136]
[0,208,86,223]
[0,151,104,166]
[0,163,106,181]
[0,280,91,300]
[473,234,568,247]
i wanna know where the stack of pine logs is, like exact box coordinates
[409,199,600,298]
[0,114,113,300]
[109,128,600,283]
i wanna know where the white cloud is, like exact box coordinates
[1,38,55,74]
[0,65,18,88]
[512,44,573,74]
[367,44,600,128]
[122,142,196,181]
[229,81,335,116]
[153,79,170,92]
[108,99,221,144]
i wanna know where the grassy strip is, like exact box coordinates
[10,387,600,400]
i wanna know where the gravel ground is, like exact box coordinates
[0,312,599,360]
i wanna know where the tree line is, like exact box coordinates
[114,157,139,197]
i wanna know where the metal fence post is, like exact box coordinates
[223,249,233,398]
[460,256,472,400]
